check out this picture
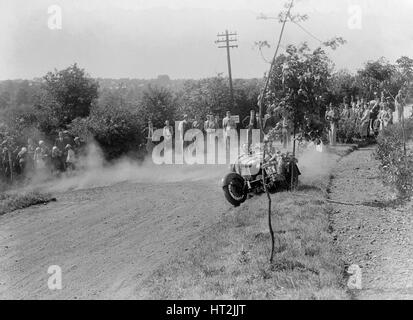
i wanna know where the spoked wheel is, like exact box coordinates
[222,173,247,207]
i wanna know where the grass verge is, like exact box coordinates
[0,190,56,216]
[138,145,355,299]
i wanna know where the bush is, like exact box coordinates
[337,118,359,143]
[375,119,413,199]
[69,104,144,160]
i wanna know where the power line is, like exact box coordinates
[257,12,325,46]
[289,19,324,44]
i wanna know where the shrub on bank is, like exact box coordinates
[337,118,359,143]
[69,104,144,160]
[375,119,413,199]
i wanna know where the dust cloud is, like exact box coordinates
[45,142,229,192]
[297,143,341,186]
[36,141,339,193]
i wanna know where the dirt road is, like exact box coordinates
[0,166,230,299]
[329,147,413,299]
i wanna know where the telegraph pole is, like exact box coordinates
[215,30,238,107]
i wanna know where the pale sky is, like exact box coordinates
[1,0,413,80]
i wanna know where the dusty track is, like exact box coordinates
[0,169,229,299]
[330,147,413,299]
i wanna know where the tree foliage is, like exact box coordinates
[139,85,178,128]
[265,42,336,137]
[39,63,99,132]
[69,104,144,160]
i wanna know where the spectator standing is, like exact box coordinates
[51,146,63,175]
[341,102,352,120]
[192,116,202,130]
[65,144,76,171]
[263,109,276,134]
[55,131,69,171]
[214,115,221,129]
[325,103,339,146]
[281,115,292,149]
[178,114,191,147]
[142,120,154,140]
[26,138,36,172]
[205,115,217,145]
[38,141,49,172]
[359,102,372,138]
[242,109,260,149]
[381,104,393,129]
[73,137,86,157]
[34,147,46,172]
[163,120,174,144]
[395,89,405,123]
[223,111,237,150]
[16,147,28,176]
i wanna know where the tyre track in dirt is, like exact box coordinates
[329,147,413,299]
[0,174,230,299]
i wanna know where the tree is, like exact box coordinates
[139,85,178,128]
[176,76,261,123]
[395,56,413,99]
[266,42,338,139]
[69,104,144,160]
[177,76,231,121]
[40,63,99,131]
[356,57,395,99]
[396,56,413,81]
[0,91,11,110]
[329,69,359,104]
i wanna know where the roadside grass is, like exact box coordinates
[0,190,56,216]
[138,146,354,299]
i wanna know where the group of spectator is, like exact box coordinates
[325,91,402,145]
[1,131,85,182]
[143,106,295,154]
[142,89,407,156]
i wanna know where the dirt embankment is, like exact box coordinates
[329,147,413,299]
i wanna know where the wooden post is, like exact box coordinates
[215,30,238,109]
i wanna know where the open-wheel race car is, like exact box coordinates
[222,146,301,207]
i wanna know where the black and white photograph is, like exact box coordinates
[0,0,412,304]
